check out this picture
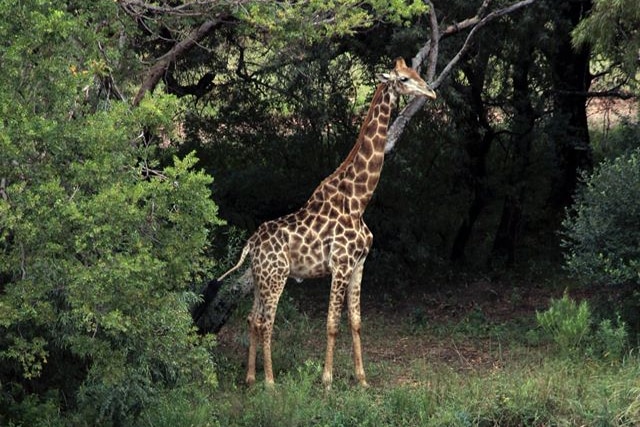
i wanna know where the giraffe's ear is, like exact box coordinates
[377,73,391,83]
[394,57,407,70]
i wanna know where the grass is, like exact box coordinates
[211,356,640,426]
[206,285,640,427]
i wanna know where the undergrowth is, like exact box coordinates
[207,291,640,427]
[212,356,640,426]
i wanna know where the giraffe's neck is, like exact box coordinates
[304,83,396,217]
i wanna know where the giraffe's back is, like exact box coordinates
[249,206,372,282]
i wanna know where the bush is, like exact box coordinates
[0,3,223,423]
[589,317,628,362]
[536,293,628,361]
[562,148,640,286]
[536,292,591,357]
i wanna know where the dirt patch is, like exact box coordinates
[213,279,565,387]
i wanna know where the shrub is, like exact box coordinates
[536,293,628,361]
[0,2,223,422]
[589,317,628,362]
[536,292,591,357]
[562,148,640,286]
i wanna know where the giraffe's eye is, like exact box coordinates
[399,76,409,83]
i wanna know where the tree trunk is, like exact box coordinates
[491,51,535,266]
[450,49,494,263]
[548,0,593,208]
[192,269,253,334]
[450,131,493,263]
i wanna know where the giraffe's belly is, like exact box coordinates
[287,232,332,280]
[285,213,372,281]
[289,247,331,280]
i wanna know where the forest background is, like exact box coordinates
[1,0,639,426]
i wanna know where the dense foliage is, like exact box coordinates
[573,0,640,80]
[0,0,639,424]
[184,0,599,276]
[0,1,221,425]
[562,149,640,286]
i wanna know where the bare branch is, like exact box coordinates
[385,0,537,153]
[411,1,439,81]
[97,41,126,102]
[441,0,492,37]
[433,0,536,89]
[0,177,7,201]
[140,165,169,180]
[118,0,223,18]
[388,1,440,153]
[425,3,440,82]
[561,88,637,100]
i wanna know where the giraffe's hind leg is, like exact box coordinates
[260,275,287,387]
[246,293,261,386]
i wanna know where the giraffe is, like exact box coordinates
[216,57,436,388]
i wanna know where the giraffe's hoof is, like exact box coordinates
[246,375,256,386]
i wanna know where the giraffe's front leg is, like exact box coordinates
[348,261,367,387]
[323,272,348,389]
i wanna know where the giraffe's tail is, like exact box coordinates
[217,241,251,282]
[193,270,253,334]
[193,242,253,334]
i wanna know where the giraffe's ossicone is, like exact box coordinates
[216,58,436,388]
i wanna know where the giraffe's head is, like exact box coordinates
[378,57,436,99]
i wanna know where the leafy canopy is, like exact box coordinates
[238,0,428,41]
[572,0,640,81]
[0,0,222,424]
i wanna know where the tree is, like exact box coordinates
[418,0,594,266]
[0,1,222,424]
[546,0,594,209]
[118,0,430,106]
[572,0,640,82]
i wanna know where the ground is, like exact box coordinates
[211,276,640,426]
[214,278,569,387]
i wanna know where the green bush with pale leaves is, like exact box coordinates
[562,148,640,286]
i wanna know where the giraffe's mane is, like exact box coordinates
[322,83,387,183]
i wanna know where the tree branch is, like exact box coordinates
[0,177,7,201]
[433,0,536,90]
[411,0,439,81]
[118,0,223,18]
[561,88,637,100]
[385,0,538,153]
[132,18,223,106]
[441,0,492,37]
